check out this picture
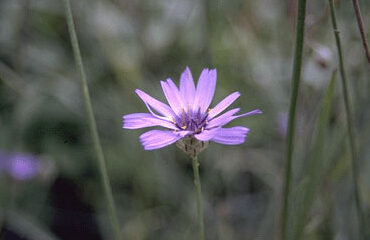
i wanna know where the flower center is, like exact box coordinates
[174,109,208,133]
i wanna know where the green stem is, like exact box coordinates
[191,156,205,240]
[351,0,370,65]
[328,0,365,239]
[63,1,120,239]
[281,0,307,239]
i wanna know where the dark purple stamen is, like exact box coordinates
[174,108,208,133]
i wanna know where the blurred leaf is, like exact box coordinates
[293,71,337,240]
[6,210,60,240]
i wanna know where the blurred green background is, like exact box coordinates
[0,0,369,239]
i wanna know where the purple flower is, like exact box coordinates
[7,153,40,180]
[122,67,262,154]
[0,151,40,181]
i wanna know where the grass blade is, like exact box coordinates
[293,71,337,240]
[281,0,307,239]
[328,0,365,238]
[63,1,120,239]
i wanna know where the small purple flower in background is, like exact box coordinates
[0,151,40,181]
[122,67,262,156]
[8,153,40,181]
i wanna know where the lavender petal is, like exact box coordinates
[211,127,250,145]
[179,67,196,108]
[208,92,241,119]
[139,130,189,150]
[161,79,185,116]
[206,108,240,129]
[207,109,262,128]
[194,128,220,141]
[123,113,177,130]
[193,69,217,114]
[135,89,176,119]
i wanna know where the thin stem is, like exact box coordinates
[351,0,370,65]
[328,0,365,239]
[63,1,120,239]
[191,156,205,240]
[281,0,307,239]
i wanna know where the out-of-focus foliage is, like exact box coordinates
[0,0,369,239]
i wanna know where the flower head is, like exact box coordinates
[0,151,40,181]
[122,67,262,155]
[8,153,40,180]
